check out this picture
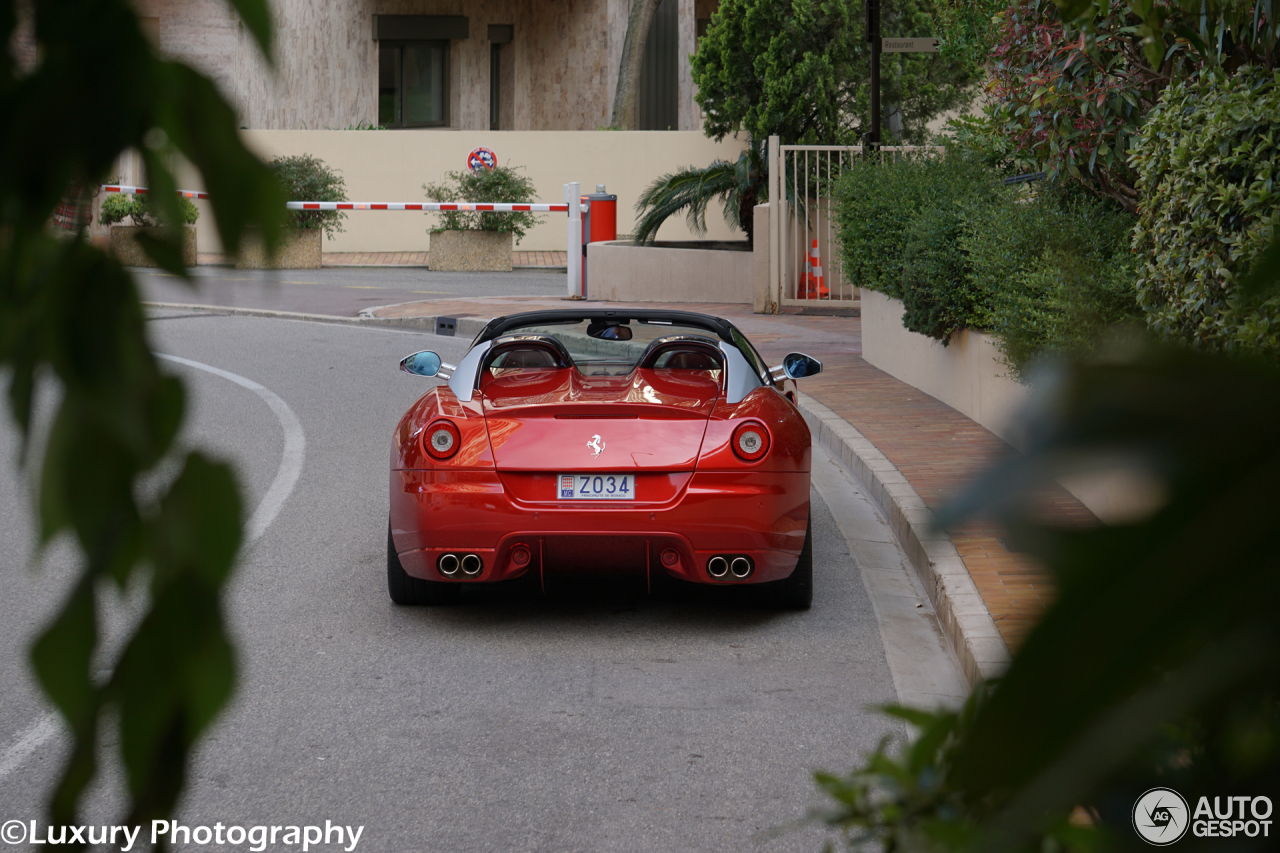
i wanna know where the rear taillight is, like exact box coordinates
[731,421,770,462]
[425,420,461,460]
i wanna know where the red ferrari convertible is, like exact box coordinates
[388,309,822,608]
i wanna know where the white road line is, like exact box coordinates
[0,715,58,780]
[157,354,307,544]
[0,356,306,783]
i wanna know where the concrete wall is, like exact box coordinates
[146,0,702,131]
[862,290,1160,524]
[173,129,748,252]
[861,289,1031,442]
[588,241,753,303]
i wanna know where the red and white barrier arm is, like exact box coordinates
[101,185,211,200]
[101,182,591,299]
[286,201,573,212]
[103,188,573,213]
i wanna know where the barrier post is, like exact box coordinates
[565,182,582,298]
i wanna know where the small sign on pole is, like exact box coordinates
[881,37,939,52]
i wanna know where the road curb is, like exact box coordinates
[797,392,1010,687]
[142,302,495,338]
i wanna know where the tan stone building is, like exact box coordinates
[136,0,720,131]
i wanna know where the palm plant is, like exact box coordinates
[633,144,765,244]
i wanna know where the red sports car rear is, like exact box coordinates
[387,310,820,608]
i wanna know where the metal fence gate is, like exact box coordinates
[766,136,943,309]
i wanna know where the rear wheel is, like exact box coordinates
[387,526,461,605]
[764,513,812,610]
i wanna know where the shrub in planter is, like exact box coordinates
[423,165,544,271]
[237,155,346,268]
[268,154,348,239]
[422,164,543,244]
[1130,67,1280,358]
[100,192,200,267]
[99,192,199,227]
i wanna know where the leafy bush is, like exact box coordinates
[423,164,543,244]
[836,152,1140,371]
[834,151,991,300]
[981,188,1139,376]
[900,199,990,340]
[938,111,1039,178]
[99,192,199,226]
[268,154,347,239]
[1130,67,1280,358]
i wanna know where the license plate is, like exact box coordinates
[557,473,635,500]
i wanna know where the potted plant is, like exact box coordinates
[237,154,347,269]
[100,192,200,267]
[423,164,543,271]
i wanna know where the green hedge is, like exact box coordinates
[1130,67,1280,357]
[836,154,1140,377]
[834,152,994,301]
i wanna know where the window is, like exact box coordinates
[489,44,500,130]
[379,41,449,127]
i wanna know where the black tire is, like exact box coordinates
[765,513,813,610]
[387,526,461,605]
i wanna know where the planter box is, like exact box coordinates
[861,290,1157,523]
[109,225,197,268]
[587,240,754,304]
[429,230,512,272]
[236,228,322,269]
[861,289,1031,443]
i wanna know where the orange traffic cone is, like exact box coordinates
[804,239,829,299]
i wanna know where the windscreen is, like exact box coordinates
[502,319,726,377]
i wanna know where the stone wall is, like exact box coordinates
[145,0,699,131]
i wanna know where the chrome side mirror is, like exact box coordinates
[400,351,442,377]
[777,352,822,380]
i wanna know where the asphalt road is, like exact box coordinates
[0,310,964,852]
[135,267,568,318]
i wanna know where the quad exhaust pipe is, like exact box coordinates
[438,553,483,577]
[706,555,753,580]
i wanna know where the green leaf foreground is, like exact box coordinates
[1,0,285,836]
[811,342,1280,852]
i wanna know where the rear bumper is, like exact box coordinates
[390,469,809,584]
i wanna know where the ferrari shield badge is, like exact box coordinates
[586,434,605,458]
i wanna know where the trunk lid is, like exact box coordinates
[480,368,720,473]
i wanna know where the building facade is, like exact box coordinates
[135,0,715,131]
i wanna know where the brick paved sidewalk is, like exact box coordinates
[194,251,569,268]
[371,296,1090,651]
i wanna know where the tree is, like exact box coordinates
[691,0,981,145]
[983,0,1277,211]
[1,0,284,833]
[611,0,667,129]
[632,150,764,243]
